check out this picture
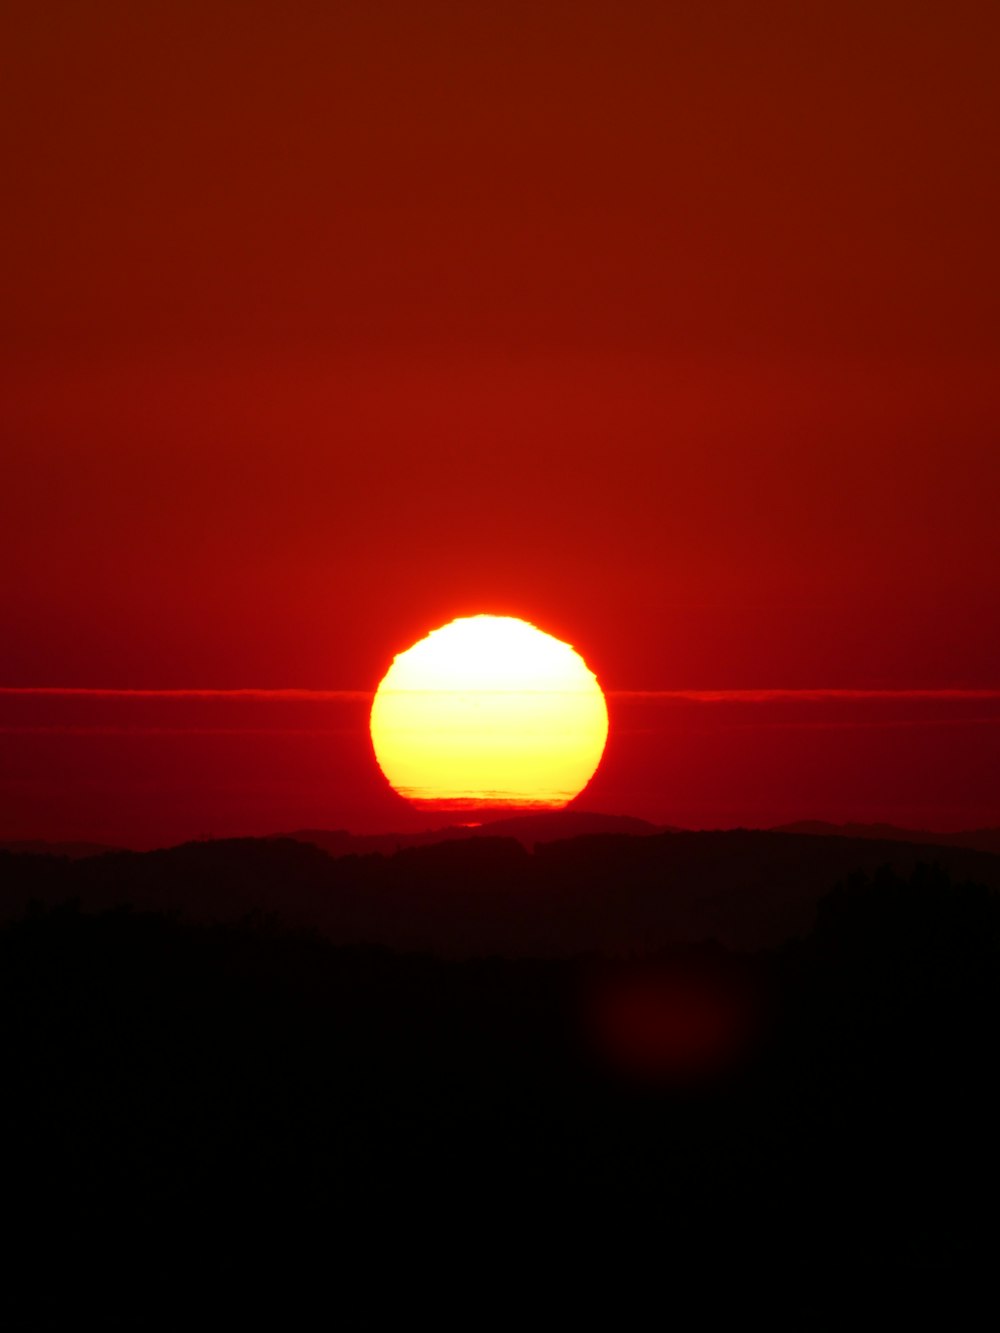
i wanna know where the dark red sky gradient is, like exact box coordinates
[2,3,998,840]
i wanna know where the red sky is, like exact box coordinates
[2,3,998,842]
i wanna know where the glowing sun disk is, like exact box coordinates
[369,615,609,809]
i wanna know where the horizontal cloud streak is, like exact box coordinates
[611,688,1000,702]
[0,726,361,737]
[0,687,371,700]
[3,687,1000,702]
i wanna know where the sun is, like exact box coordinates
[370,615,609,810]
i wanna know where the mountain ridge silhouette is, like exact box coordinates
[771,819,1000,857]
[6,808,997,859]
[3,824,998,954]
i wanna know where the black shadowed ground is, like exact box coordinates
[0,829,997,1272]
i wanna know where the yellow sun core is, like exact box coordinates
[370,615,609,810]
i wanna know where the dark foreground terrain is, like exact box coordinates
[1,830,998,1275]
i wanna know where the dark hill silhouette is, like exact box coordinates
[773,820,1000,857]
[7,813,996,860]
[279,808,664,857]
[3,827,999,954]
